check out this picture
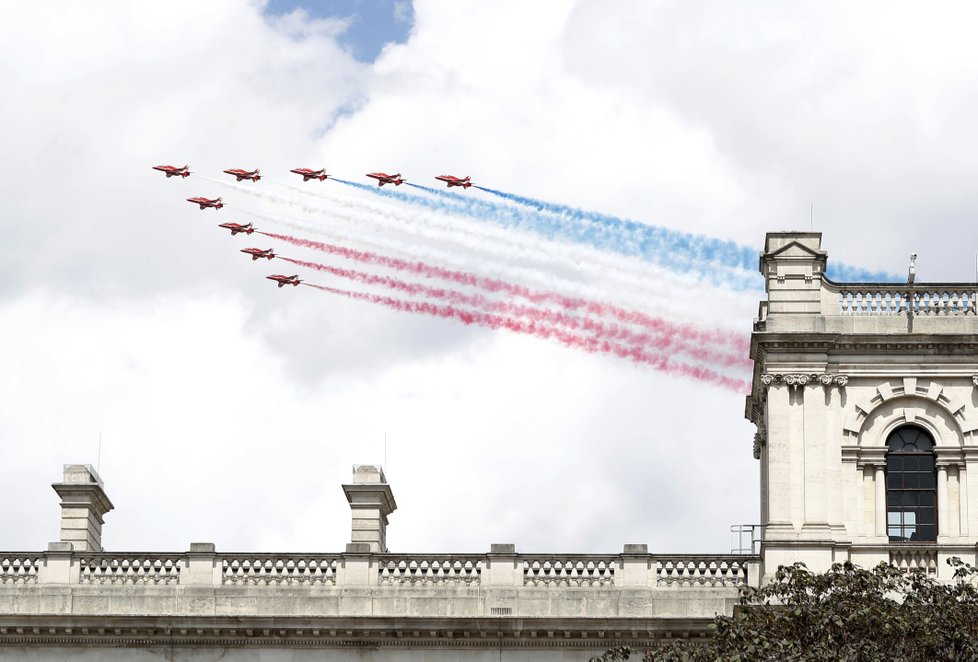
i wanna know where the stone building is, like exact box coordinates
[746,232,978,577]
[2,231,976,659]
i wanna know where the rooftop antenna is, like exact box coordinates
[908,252,917,284]
[384,431,388,475]
[96,431,102,474]
[810,203,813,232]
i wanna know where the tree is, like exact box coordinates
[592,558,978,661]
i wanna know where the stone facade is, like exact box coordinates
[746,232,978,579]
[0,465,755,659]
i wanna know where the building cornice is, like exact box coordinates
[752,333,978,357]
[0,615,716,650]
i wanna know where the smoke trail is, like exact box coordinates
[406,182,471,199]
[476,184,755,268]
[474,186,900,283]
[238,203,754,336]
[263,230,748,353]
[303,282,750,392]
[269,177,731,311]
[406,183,445,195]
[335,179,761,291]
[238,180,594,277]
[281,256,749,369]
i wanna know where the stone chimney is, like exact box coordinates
[51,464,114,552]
[758,231,828,316]
[342,465,396,553]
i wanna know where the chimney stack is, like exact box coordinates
[342,465,396,553]
[51,465,113,552]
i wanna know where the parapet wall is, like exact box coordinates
[0,545,755,654]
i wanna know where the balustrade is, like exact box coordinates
[656,556,748,587]
[889,547,938,575]
[835,287,978,316]
[522,556,616,587]
[0,554,41,584]
[378,555,483,585]
[78,554,183,585]
[221,554,339,585]
[0,549,756,590]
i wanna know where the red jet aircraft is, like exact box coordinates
[435,175,472,189]
[187,197,223,210]
[366,172,405,187]
[218,222,254,236]
[290,167,329,182]
[223,168,261,182]
[241,248,275,261]
[267,274,301,288]
[152,164,190,178]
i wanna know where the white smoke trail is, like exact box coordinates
[220,179,755,327]
[228,201,755,335]
[275,180,703,299]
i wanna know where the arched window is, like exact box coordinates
[886,426,937,542]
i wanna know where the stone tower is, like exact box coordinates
[747,232,978,580]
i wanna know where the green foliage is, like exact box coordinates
[593,558,978,662]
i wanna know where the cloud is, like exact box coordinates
[32,0,978,556]
[561,0,978,279]
[0,0,364,300]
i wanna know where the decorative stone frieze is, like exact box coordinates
[759,373,847,389]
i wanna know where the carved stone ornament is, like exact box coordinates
[759,373,848,389]
[752,430,767,460]
[972,375,978,388]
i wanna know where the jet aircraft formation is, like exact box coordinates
[149,161,764,392]
[155,164,474,189]
[155,163,476,291]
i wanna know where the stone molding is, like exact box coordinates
[0,615,716,650]
[759,373,848,388]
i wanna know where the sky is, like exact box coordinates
[2,0,978,556]
[265,0,413,61]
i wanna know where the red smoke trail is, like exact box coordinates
[281,256,748,369]
[302,282,750,393]
[260,231,748,356]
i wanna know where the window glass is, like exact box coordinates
[885,426,937,542]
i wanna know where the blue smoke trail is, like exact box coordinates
[823,261,898,283]
[406,182,445,195]
[475,186,755,271]
[475,187,900,283]
[407,182,477,202]
[336,179,899,288]
[337,179,760,291]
